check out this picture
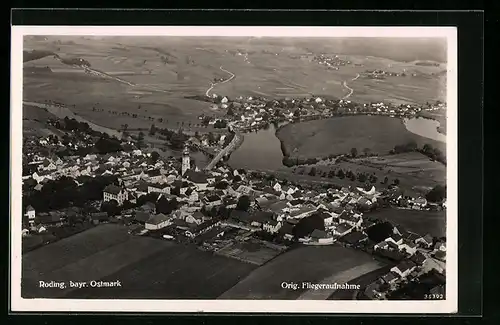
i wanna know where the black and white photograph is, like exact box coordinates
[11,26,457,313]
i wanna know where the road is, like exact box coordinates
[341,73,360,100]
[204,132,243,170]
[205,66,236,97]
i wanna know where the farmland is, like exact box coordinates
[215,238,286,265]
[365,208,446,238]
[276,115,446,160]
[218,244,386,299]
[299,152,446,196]
[23,36,446,135]
[22,224,257,299]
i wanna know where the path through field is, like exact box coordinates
[341,73,360,100]
[205,66,236,97]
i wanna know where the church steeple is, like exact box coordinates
[181,145,190,176]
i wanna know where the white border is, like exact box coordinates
[10,26,457,314]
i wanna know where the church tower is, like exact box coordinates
[181,146,190,176]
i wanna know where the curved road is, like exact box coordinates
[341,73,360,100]
[205,66,236,97]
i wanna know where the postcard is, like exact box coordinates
[11,25,457,313]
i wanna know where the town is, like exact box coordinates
[22,90,446,300]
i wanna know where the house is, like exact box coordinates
[185,219,221,238]
[386,234,403,245]
[338,212,362,228]
[331,222,353,236]
[314,210,335,227]
[434,249,446,261]
[148,183,171,195]
[39,159,57,171]
[185,212,204,225]
[399,239,417,256]
[340,231,368,247]
[390,260,417,278]
[381,271,400,285]
[273,182,282,192]
[410,251,428,266]
[223,197,238,209]
[184,188,199,203]
[364,282,382,300]
[146,169,165,183]
[103,184,129,206]
[32,170,54,183]
[289,205,317,219]
[310,229,333,244]
[36,212,64,226]
[203,195,222,208]
[250,211,275,228]
[413,197,428,209]
[416,234,434,248]
[24,205,36,226]
[90,212,109,225]
[263,219,282,233]
[145,213,172,230]
[184,170,209,191]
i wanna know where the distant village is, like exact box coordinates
[22,94,447,299]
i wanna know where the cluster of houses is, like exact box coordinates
[201,90,447,135]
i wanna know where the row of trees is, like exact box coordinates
[296,166,400,187]
[390,142,446,165]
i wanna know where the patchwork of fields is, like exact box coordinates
[22,225,257,299]
[218,245,385,299]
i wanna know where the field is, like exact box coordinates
[23,36,446,134]
[301,152,446,196]
[218,244,386,299]
[277,115,446,160]
[328,264,395,300]
[215,239,286,265]
[365,208,446,238]
[22,224,257,299]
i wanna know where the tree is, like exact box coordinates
[382,176,389,185]
[236,195,251,211]
[426,185,446,203]
[150,151,160,163]
[149,124,156,136]
[357,173,367,183]
[366,221,393,242]
[393,178,400,186]
[337,169,345,179]
[138,131,145,141]
[308,167,317,177]
[350,147,358,158]
[363,148,371,156]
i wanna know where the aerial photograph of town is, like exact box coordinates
[20,34,448,301]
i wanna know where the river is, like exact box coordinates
[403,117,446,143]
[228,123,285,171]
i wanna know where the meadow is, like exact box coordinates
[218,244,385,299]
[302,152,446,196]
[365,208,446,238]
[276,115,446,161]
